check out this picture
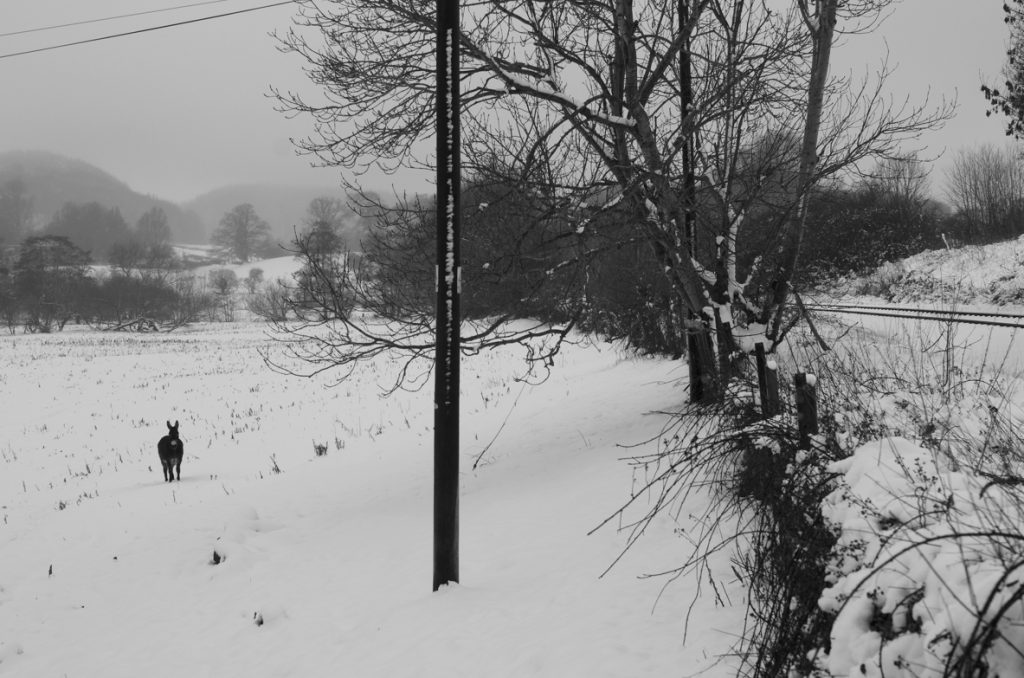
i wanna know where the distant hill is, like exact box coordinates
[184,184,372,247]
[0,150,206,242]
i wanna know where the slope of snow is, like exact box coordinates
[805,237,1024,676]
[0,324,743,676]
[817,437,1024,678]
[813,234,1024,377]
[186,254,301,282]
[899,236,1024,297]
[831,234,1024,307]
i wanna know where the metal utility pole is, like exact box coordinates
[433,0,461,592]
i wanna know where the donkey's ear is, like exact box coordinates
[167,420,173,429]
[174,420,179,428]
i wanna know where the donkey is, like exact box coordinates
[158,420,184,482]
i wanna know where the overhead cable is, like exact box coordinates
[0,1,295,61]
[0,0,231,39]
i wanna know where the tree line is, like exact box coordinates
[1,143,1020,345]
[0,191,361,333]
[265,143,1024,370]
[0,234,197,333]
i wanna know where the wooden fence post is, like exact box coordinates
[794,372,819,449]
[714,308,733,393]
[687,314,718,404]
[687,327,703,404]
[755,343,780,418]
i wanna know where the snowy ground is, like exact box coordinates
[188,254,300,282]
[808,233,1024,378]
[807,301,1024,378]
[0,323,744,677]
[799,241,1024,677]
[898,235,1024,300]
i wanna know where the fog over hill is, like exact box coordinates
[183,183,370,246]
[0,151,383,249]
[0,150,206,243]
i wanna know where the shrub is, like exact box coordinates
[247,278,292,323]
[244,267,264,294]
[208,268,239,296]
[603,369,840,678]
[851,260,907,297]
[606,311,1024,677]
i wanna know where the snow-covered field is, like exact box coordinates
[188,254,300,283]
[0,323,744,677]
[11,234,1024,678]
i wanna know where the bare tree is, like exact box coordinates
[0,249,17,333]
[212,203,272,263]
[867,154,930,207]
[244,267,264,294]
[13,235,93,332]
[247,277,292,322]
[764,0,951,339]
[109,238,149,276]
[273,0,948,384]
[136,207,172,248]
[945,144,1024,242]
[307,196,347,228]
[208,268,239,297]
[300,196,349,259]
[0,177,33,247]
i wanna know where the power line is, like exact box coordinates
[0,0,231,39]
[0,1,295,61]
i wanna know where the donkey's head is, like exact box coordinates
[166,420,180,440]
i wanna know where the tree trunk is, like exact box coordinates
[767,0,837,342]
[678,0,720,402]
[680,0,696,261]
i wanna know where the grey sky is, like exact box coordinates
[0,0,1013,203]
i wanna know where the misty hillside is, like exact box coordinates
[184,184,372,246]
[0,150,206,243]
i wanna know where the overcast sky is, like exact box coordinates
[0,0,1013,203]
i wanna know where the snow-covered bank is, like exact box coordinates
[788,236,1024,676]
[810,238,1024,378]
[818,437,1024,678]
[826,233,1024,308]
[0,324,743,677]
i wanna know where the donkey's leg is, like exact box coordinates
[161,459,171,482]
[174,458,181,481]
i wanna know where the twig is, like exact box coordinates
[792,287,830,352]
[472,382,528,470]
